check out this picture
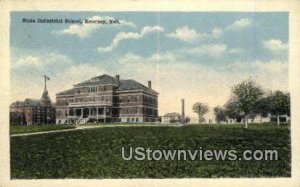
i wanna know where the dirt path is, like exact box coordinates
[10,124,182,137]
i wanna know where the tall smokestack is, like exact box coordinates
[181,99,185,123]
[148,81,152,89]
[116,75,120,84]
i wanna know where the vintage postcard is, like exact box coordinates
[1,0,300,187]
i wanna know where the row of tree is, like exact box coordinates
[193,79,290,127]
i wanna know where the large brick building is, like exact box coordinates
[55,74,159,124]
[10,80,55,125]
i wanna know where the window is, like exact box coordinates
[131,108,138,114]
[112,108,119,115]
[89,86,97,93]
[91,108,97,116]
[69,109,74,116]
[98,108,104,115]
[118,97,122,103]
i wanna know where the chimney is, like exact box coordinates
[181,98,185,120]
[148,81,152,89]
[116,75,120,84]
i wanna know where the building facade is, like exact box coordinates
[10,86,55,125]
[161,112,183,124]
[55,74,158,124]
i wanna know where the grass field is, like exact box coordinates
[10,125,76,134]
[10,124,290,178]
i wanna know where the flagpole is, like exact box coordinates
[44,75,50,90]
[44,75,47,90]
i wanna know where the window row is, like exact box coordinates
[117,95,157,104]
[76,85,113,93]
[120,107,158,116]
[56,95,157,106]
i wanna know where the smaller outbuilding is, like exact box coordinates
[161,112,183,124]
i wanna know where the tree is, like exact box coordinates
[253,97,271,118]
[268,91,290,126]
[214,106,226,123]
[224,98,243,123]
[184,116,191,124]
[192,102,209,124]
[231,79,264,128]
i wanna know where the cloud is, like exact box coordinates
[253,60,288,73]
[97,26,164,52]
[166,26,222,42]
[230,59,288,75]
[227,18,253,31]
[211,28,223,38]
[182,44,227,58]
[228,48,245,54]
[166,26,207,42]
[262,39,288,53]
[13,55,42,68]
[166,18,253,42]
[12,52,72,70]
[52,16,136,39]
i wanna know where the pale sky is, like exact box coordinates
[10,12,288,120]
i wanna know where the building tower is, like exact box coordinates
[41,75,51,105]
[40,75,54,124]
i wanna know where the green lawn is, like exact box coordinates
[10,124,290,178]
[10,125,76,134]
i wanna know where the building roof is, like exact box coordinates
[10,101,25,107]
[10,97,54,109]
[56,88,75,96]
[10,99,43,107]
[57,74,158,96]
[24,99,43,106]
[117,79,150,91]
[75,74,119,87]
[163,112,181,117]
